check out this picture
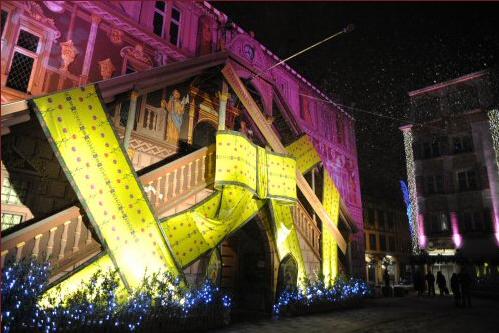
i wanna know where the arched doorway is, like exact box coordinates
[221,218,272,321]
[192,121,217,148]
[276,254,299,298]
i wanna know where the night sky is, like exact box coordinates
[213,1,499,206]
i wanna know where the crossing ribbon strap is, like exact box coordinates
[162,131,299,268]
[162,186,264,268]
[32,85,180,291]
[270,201,307,284]
[215,131,297,204]
[286,135,321,174]
[322,171,341,285]
[287,134,342,285]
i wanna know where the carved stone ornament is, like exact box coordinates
[154,50,168,66]
[98,58,116,80]
[24,1,61,39]
[120,44,153,67]
[107,27,123,45]
[43,1,65,13]
[59,39,78,71]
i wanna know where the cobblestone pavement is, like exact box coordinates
[214,295,499,333]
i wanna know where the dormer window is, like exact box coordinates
[152,1,181,47]
[153,1,167,37]
[169,7,181,46]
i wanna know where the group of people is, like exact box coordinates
[413,268,472,307]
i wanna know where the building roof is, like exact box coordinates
[408,69,489,97]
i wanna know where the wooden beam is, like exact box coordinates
[221,62,347,253]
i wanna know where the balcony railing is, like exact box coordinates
[1,206,101,274]
[293,202,321,258]
[1,145,216,273]
[140,144,216,215]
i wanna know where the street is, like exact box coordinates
[215,295,499,333]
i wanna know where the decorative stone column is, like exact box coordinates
[186,89,196,145]
[79,14,101,85]
[217,81,229,130]
[124,91,139,150]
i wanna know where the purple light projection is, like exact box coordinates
[450,212,462,249]
[417,213,427,248]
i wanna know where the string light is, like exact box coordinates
[400,180,418,254]
[273,278,371,317]
[2,260,232,332]
[488,109,499,170]
[402,129,422,253]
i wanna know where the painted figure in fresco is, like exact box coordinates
[163,89,189,143]
[239,120,253,140]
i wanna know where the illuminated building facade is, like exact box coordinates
[1,1,364,316]
[363,196,411,285]
[400,70,499,282]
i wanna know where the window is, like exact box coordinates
[460,211,483,232]
[423,142,431,158]
[425,175,444,194]
[379,235,387,251]
[413,142,422,160]
[428,212,449,233]
[366,208,375,227]
[388,236,395,252]
[457,170,477,191]
[369,234,377,251]
[453,136,473,154]
[419,138,442,159]
[387,213,394,230]
[1,9,8,36]
[483,208,492,231]
[1,177,28,205]
[6,29,40,92]
[378,210,385,229]
[169,7,181,46]
[431,140,440,157]
[1,213,23,231]
[153,1,167,37]
[440,213,449,231]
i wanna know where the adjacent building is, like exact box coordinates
[400,70,499,282]
[363,196,411,285]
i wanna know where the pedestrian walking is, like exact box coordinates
[414,270,424,296]
[450,273,461,307]
[436,271,448,296]
[426,270,436,297]
[459,268,472,307]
